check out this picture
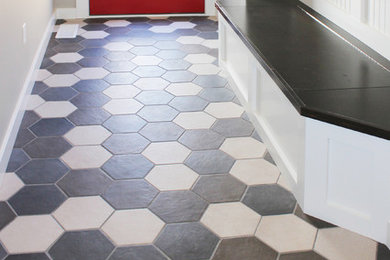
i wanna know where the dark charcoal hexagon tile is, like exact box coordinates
[40,87,78,101]
[148,19,172,25]
[48,230,114,260]
[169,96,208,112]
[80,39,109,48]
[29,118,73,137]
[104,61,137,73]
[127,23,153,31]
[102,154,153,180]
[67,107,110,125]
[179,129,224,150]
[212,118,254,137]
[279,251,327,260]
[155,222,219,260]
[20,111,40,129]
[5,253,50,260]
[0,243,6,260]
[53,43,83,53]
[104,51,135,61]
[140,122,184,142]
[23,137,72,158]
[162,71,196,83]
[158,60,191,70]
[130,46,159,56]
[57,168,112,196]
[192,174,246,203]
[84,18,109,23]
[82,24,108,31]
[47,63,81,74]
[70,92,110,108]
[190,17,216,25]
[194,24,218,32]
[77,57,109,67]
[135,91,174,105]
[264,152,276,165]
[72,79,109,92]
[377,243,390,260]
[0,202,16,230]
[133,66,166,77]
[128,38,156,46]
[180,44,210,54]
[102,179,158,209]
[16,158,68,184]
[149,190,207,223]
[44,48,58,59]
[154,41,182,50]
[185,150,235,175]
[127,17,150,23]
[212,237,278,260]
[242,184,296,216]
[6,148,30,172]
[103,133,150,154]
[174,29,199,36]
[137,105,178,122]
[13,128,35,148]
[9,185,66,215]
[156,50,186,60]
[103,115,146,133]
[199,88,234,102]
[198,31,218,40]
[31,82,49,95]
[104,72,138,85]
[105,27,131,35]
[193,75,227,88]
[208,48,218,58]
[294,205,336,229]
[109,246,167,260]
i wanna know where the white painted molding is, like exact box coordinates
[301,0,390,61]
[0,14,56,181]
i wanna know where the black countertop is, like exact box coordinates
[216,0,390,140]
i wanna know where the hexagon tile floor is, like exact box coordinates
[0,16,388,260]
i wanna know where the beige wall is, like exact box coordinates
[0,0,54,171]
[54,0,76,8]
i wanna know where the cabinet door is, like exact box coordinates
[90,0,204,15]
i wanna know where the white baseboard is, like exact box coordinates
[0,14,56,180]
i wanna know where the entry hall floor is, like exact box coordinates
[0,16,388,260]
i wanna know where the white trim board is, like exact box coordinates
[0,14,56,181]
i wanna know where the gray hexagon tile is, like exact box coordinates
[185,150,235,175]
[16,159,68,184]
[23,137,71,158]
[102,154,154,179]
[103,133,150,154]
[140,122,184,142]
[137,105,178,122]
[109,245,167,260]
[179,129,224,150]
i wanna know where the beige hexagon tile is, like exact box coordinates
[142,142,191,164]
[103,85,140,99]
[165,82,202,96]
[102,209,164,246]
[184,54,216,64]
[64,125,111,145]
[104,19,130,27]
[188,64,220,75]
[134,78,169,91]
[173,111,216,129]
[0,215,63,254]
[44,74,80,87]
[50,53,83,63]
[220,137,267,159]
[131,56,162,66]
[61,145,111,169]
[204,102,244,118]
[35,69,52,81]
[103,99,143,114]
[0,173,24,201]
[314,227,377,260]
[82,31,109,39]
[170,21,196,29]
[34,101,77,118]
[201,39,219,49]
[277,173,293,192]
[201,202,261,238]
[230,159,280,185]
[53,196,114,231]
[255,214,317,253]
[176,36,204,44]
[149,26,176,33]
[75,67,110,80]
[145,164,198,191]
[25,95,45,110]
[104,42,133,51]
